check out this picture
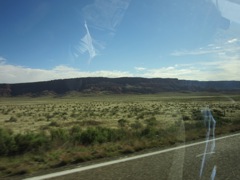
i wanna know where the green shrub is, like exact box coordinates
[49,121,60,127]
[212,109,225,117]
[14,132,49,154]
[80,127,112,145]
[141,126,159,138]
[144,117,157,126]
[76,127,123,145]
[184,121,205,131]
[80,128,98,145]
[232,118,240,125]
[130,121,143,130]
[182,115,191,121]
[70,126,83,145]
[192,109,203,121]
[0,128,16,155]
[0,128,49,155]
[211,109,230,126]
[5,116,17,123]
[50,128,69,142]
[118,119,128,128]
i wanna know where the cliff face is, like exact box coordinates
[0,77,240,96]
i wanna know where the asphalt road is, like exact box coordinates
[24,132,240,180]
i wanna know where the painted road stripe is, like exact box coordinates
[24,132,240,180]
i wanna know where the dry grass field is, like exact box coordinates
[0,93,240,177]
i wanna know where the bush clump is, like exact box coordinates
[0,128,49,156]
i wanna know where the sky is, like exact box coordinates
[0,0,240,83]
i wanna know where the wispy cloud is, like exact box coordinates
[171,38,240,56]
[197,54,240,80]
[171,48,221,56]
[168,37,240,80]
[75,21,98,63]
[73,0,131,63]
[135,53,240,81]
[171,45,240,56]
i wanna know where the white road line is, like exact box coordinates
[24,132,240,180]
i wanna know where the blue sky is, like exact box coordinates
[0,0,240,83]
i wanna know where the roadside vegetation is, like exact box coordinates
[0,93,240,177]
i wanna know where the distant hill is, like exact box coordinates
[0,77,240,96]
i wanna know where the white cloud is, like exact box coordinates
[139,66,203,80]
[1,50,240,84]
[134,67,146,71]
[227,38,238,44]
[0,56,6,64]
[0,63,133,84]
[1,57,240,83]
[199,55,240,80]
[139,56,240,81]
[0,64,54,83]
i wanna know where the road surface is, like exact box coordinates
[24,132,240,180]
